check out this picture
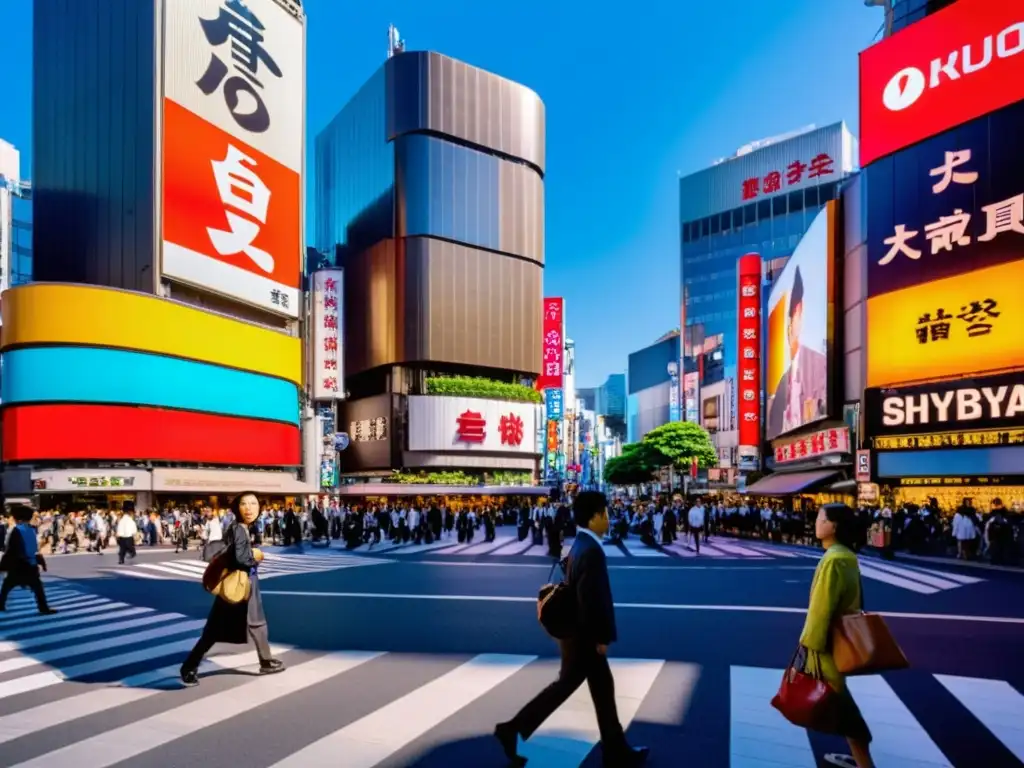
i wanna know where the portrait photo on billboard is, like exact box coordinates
[765,203,835,440]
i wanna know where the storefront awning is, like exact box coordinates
[151,469,315,495]
[335,484,552,497]
[743,470,842,497]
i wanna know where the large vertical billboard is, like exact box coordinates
[311,269,344,400]
[161,0,303,318]
[859,0,1024,167]
[865,102,1024,389]
[765,204,835,440]
[538,297,564,390]
[736,254,762,454]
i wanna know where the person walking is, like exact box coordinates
[798,503,874,768]
[0,505,57,614]
[115,509,138,565]
[495,491,648,767]
[179,492,285,686]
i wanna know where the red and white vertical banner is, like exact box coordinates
[737,253,762,458]
[312,269,344,401]
[538,297,564,391]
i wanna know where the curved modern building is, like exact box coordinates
[315,50,546,481]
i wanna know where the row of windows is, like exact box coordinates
[681,182,836,244]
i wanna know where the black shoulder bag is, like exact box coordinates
[537,557,576,639]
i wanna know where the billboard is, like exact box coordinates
[859,0,1024,167]
[864,371,1024,437]
[161,0,303,318]
[538,297,564,390]
[765,204,834,440]
[311,269,344,400]
[736,253,762,453]
[407,396,539,454]
[545,388,564,421]
[866,104,1024,387]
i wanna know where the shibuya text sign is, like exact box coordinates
[859,0,1024,166]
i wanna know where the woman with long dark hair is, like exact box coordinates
[796,503,874,767]
[179,492,284,686]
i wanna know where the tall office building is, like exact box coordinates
[316,50,546,481]
[678,123,857,468]
[626,331,680,443]
[0,139,31,290]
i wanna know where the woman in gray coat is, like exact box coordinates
[179,491,284,685]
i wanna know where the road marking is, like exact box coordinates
[0,619,206,675]
[259,590,1024,624]
[8,652,383,768]
[0,607,154,639]
[0,646,288,746]
[858,559,968,591]
[520,658,663,765]
[846,674,952,767]
[620,538,669,558]
[935,674,1024,762]
[0,612,185,652]
[269,653,534,768]
[0,601,133,629]
[730,666,816,767]
[860,563,940,594]
[454,533,519,555]
[490,538,541,556]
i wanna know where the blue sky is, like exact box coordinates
[0,0,882,387]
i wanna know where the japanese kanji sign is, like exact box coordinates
[774,427,849,464]
[866,111,1024,300]
[407,396,538,454]
[537,297,564,391]
[161,0,302,317]
[736,253,762,454]
[312,269,344,400]
[866,257,1024,388]
[740,154,834,201]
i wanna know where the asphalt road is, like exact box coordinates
[0,536,1021,767]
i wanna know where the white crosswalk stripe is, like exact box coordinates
[98,550,391,582]
[0,588,1017,767]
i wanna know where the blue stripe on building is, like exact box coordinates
[1,346,299,425]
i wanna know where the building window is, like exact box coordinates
[701,218,710,237]
[757,199,770,222]
[772,195,787,217]
[743,203,756,225]
[818,181,837,202]
[804,186,819,208]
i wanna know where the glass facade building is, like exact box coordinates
[627,333,680,443]
[315,50,546,380]
[679,123,858,384]
[888,0,960,35]
[11,192,32,286]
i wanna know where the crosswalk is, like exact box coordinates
[98,550,389,582]
[0,588,1020,767]
[335,532,985,594]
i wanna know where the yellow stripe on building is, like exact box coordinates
[1,283,302,385]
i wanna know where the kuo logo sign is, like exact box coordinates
[859,0,1024,166]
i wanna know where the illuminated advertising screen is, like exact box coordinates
[161,0,303,317]
[765,204,835,440]
[859,0,1024,167]
[865,102,1024,387]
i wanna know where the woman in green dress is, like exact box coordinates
[799,502,874,768]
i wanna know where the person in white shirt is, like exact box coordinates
[952,506,979,560]
[115,510,138,565]
[687,503,705,553]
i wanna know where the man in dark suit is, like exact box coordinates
[495,491,648,767]
[767,266,827,439]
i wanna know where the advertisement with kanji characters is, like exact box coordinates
[866,102,1024,300]
[537,297,564,391]
[161,0,303,318]
[735,253,761,455]
[765,204,835,440]
[858,0,1024,167]
[407,396,539,454]
[311,269,344,400]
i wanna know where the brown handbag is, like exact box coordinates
[201,552,252,605]
[831,576,909,675]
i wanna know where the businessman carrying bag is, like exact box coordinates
[495,491,649,767]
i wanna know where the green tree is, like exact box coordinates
[641,421,718,470]
[602,442,658,486]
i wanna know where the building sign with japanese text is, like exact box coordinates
[740,153,834,201]
[859,0,1024,167]
[312,269,344,400]
[874,428,1024,452]
[864,372,1024,437]
[161,0,303,317]
[349,417,388,443]
[773,426,850,465]
[736,254,762,455]
[866,102,1024,300]
[537,298,564,391]
[545,388,563,421]
[407,396,539,454]
[856,450,871,482]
